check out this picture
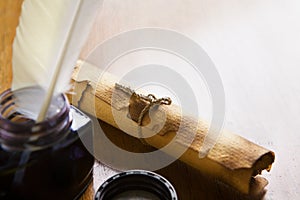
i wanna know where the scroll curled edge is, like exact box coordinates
[68,60,275,194]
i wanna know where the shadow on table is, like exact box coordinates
[96,120,267,200]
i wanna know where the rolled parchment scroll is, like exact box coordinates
[68,60,275,194]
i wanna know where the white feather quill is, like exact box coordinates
[12,0,100,121]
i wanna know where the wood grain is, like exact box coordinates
[0,0,23,93]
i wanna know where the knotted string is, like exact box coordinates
[115,83,171,145]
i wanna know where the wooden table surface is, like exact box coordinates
[1,0,299,199]
[79,1,300,199]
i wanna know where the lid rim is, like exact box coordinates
[95,170,177,200]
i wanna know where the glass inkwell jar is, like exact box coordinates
[0,87,94,200]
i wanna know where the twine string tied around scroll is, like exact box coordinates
[115,83,172,145]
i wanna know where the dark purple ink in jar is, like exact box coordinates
[0,87,94,200]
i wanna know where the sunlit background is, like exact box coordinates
[79,0,300,199]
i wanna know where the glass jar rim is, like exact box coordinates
[0,87,72,151]
[0,87,69,127]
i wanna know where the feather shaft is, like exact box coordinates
[36,0,83,122]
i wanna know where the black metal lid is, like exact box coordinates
[94,170,177,200]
